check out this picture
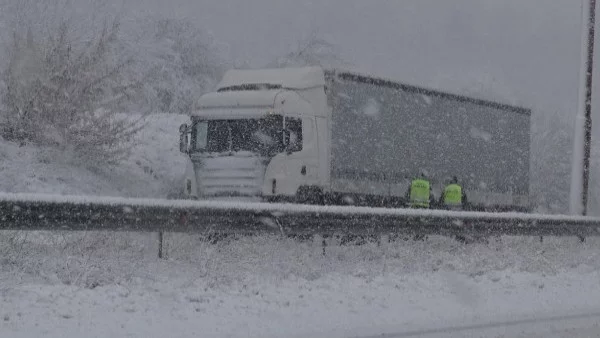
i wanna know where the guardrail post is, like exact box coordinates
[381,234,388,276]
[158,231,164,259]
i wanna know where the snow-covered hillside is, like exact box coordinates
[0,114,188,198]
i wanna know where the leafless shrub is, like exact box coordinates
[130,16,225,114]
[269,29,348,68]
[1,15,144,165]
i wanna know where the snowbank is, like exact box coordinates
[1,232,600,337]
[0,114,188,198]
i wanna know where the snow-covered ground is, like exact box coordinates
[1,232,600,337]
[0,114,188,198]
[1,112,600,337]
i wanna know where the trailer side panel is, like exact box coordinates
[328,72,530,209]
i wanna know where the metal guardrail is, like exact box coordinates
[1,193,600,238]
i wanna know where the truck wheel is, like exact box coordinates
[296,186,324,205]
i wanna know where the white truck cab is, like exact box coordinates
[179,67,330,202]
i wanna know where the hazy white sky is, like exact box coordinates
[133,0,589,121]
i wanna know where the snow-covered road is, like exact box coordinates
[1,233,599,338]
[2,269,599,338]
[353,312,600,337]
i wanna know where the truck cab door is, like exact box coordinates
[284,116,319,186]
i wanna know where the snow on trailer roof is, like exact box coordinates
[196,90,281,110]
[216,67,530,115]
[325,69,531,115]
[217,66,326,91]
[1,192,599,224]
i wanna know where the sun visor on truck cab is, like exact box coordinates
[216,67,326,91]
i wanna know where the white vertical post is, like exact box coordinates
[570,0,596,215]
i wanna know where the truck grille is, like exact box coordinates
[195,155,266,197]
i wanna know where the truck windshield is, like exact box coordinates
[191,115,284,156]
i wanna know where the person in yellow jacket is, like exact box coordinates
[439,176,468,210]
[440,176,476,244]
[406,173,435,209]
[402,173,435,241]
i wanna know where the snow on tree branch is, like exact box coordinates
[0,9,144,166]
[127,16,226,115]
[269,30,348,68]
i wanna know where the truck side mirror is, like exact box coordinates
[179,123,189,153]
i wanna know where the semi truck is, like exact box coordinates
[178,66,531,211]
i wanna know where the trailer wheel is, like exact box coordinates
[296,186,324,205]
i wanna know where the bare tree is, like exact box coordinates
[269,30,347,68]
[130,16,226,115]
[530,110,574,213]
[1,16,144,165]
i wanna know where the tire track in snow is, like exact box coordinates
[352,311,600,337]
